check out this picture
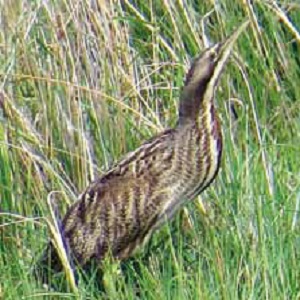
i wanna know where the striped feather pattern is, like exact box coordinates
[37,22,248,277]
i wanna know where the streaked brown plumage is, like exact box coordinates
[38,22,248,278]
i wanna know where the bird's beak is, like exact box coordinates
[204,20,250,100]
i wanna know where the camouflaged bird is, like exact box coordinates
[38,22,249,278]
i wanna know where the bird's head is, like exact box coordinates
[179,21,249,123]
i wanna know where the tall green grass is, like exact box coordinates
[0,0,299,299]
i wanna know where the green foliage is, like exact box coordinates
[0,0,299,299]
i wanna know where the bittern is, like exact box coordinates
[37,22,248,279]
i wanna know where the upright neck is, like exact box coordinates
[178,74,211,126]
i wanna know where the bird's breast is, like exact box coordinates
[159,104,222,220]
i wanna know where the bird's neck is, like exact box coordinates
[178,78,211,126]
[196,100,218,133]
[177,97,222,164]
[177,93,217,131]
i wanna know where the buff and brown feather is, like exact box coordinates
[36,22,249,281]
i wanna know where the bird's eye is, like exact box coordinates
[209,44,221,62]
[211,49,217,58]
[209,52,217,62]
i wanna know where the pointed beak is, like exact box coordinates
[199,20,250,105]
[207,20,250,91]
[217,20,249,64]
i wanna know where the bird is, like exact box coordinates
[36,21,249,281]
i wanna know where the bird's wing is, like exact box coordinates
[61,129,177,264]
